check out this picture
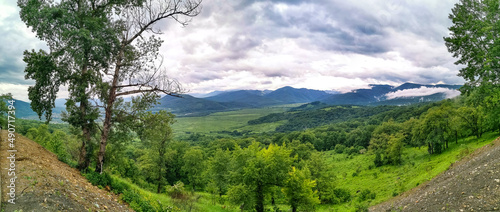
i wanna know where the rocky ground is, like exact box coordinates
[370,136,500,211]
[0,130,133,212]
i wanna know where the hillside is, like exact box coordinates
[371,136,500,211]
[0,130,132,211]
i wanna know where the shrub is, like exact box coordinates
[358,189,376,202]
[334,144,346,154]
[84,171,112,188]
[331,188,351,204]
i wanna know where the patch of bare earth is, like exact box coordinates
[0,130,133,212]
[370,137,500,211]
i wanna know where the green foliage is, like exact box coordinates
[358,189,376,202]
[207,149,231,197]
[182,147,205,191]
[334,144,346,154]
[139,110,176,193]
[227,184,254,210]
[444,0,500,93]
[282,167,320,212]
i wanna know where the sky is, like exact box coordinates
[0,0,464,102]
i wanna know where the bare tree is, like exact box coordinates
[95,0,202,173]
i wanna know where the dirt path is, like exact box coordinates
[370,137,500,211]
[0,130,133,212]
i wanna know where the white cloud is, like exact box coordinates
[0,83,30,102]
[0,0,464,98]
[385,87,461,100]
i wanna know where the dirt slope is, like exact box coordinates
[0,130,133,212]
[370,137,500,211]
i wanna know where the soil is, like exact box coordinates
[0,130,133,212]
[370,136,500,211]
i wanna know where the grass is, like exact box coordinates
[172,104,300,137]
[320,131,499,211]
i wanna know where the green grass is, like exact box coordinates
[172,104,300,137]
[320,131,499,211]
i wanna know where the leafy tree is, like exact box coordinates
[95,0,202,173]
[227,184,254,211]
[444,0,500,93]
[231,143,293,212]
[182,147,205,192]
[282,167,320,212]
[306,152,337,204]
[289,139,315,162]
[19,0,122,170]
[18,0,202,172]
[369,120,404,165]
[420,105,453,154]
[207,149,231,198]
[140,110,175,193]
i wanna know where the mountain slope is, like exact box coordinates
[264,86,330,104]
[371,136,500,211]
[205,90,281,107]
[0,130,132,211]
[321,83,461,106]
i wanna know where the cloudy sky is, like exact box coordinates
[0,0,463,101]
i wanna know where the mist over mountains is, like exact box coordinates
[13,82,461,118]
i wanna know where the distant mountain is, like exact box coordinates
[205,90,280,107]
[264,86,330,104]
[205,86,330,106]
[10,83,463,119]
[321,85,394,105]
[321,83,461,106]
[12,99,38,119]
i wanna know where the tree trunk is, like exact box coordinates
[77,122,91,171]
[157,166,163,193]
[77,65,91,171]
[96,48,122,173]
[255,183,264,212]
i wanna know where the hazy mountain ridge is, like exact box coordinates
[10,83,462,118]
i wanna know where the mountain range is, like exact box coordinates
[10,82,462,118]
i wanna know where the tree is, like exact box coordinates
[231,143,293,212]
[282,167,320,212]
[420,105,453,154]
[182,147,205,192]
[140,110,175,193]
[19,0,123,170]
[369,120,404,165]
[94,0,202,173]
[444,0,500,93]
[306,152,337,204]
[18,0,202,172]
[207,149,231,198]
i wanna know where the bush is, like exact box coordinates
[84,171,112,188]
[331,188,351,204]
[358,189,376,202]
[334,144,346,154]
[166,181,188,199]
